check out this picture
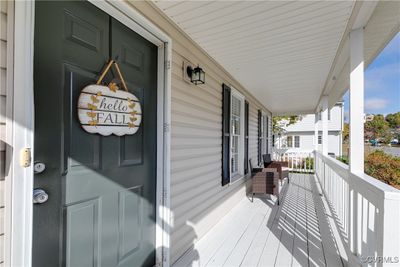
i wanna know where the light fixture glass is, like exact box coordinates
[187,65,205,85]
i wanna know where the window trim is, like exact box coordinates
[230,88,245,182]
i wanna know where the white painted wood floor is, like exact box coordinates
[173,174,344,267]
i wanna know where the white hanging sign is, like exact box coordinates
[77,60,142,136]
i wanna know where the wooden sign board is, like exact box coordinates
[77,85,142,136]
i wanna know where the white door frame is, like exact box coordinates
[11,1,172,266]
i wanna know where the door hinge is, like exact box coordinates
[162,254,168,265]
[165,60,171,70]
[163,123,170,133]
[20,148,32,168]
[163,189,168,200]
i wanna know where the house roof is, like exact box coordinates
[152,1,400,115]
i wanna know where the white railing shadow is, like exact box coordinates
[315,151,400,267]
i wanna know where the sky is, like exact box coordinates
[343,32,400,122]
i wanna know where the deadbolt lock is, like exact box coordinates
[34,162,46,174]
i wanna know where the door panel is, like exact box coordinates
[118,186,143,261]
[66,199,101,267]
[33,2,158,266]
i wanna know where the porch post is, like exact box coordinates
[349,28,364,174]
[348,28,364,257]
[321,96,329,156]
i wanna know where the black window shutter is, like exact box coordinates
[266,116,269,154]
[258,109,262,166]
[222,84,231,186]
[244,101,249,175]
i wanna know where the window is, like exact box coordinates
[294,136,300,148]
[287,136,293,147]
[318,135,322,145]
[230,91,245,179]
[285,135,300,148]
[222,84,247,186]
[261,114,269,154]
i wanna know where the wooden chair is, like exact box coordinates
[263,154,289,184]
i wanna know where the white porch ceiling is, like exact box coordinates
[153,1,356,114]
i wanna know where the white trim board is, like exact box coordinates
[4,1,15,266]
[11,1,172,266]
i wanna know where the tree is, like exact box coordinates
[342,123,349,143]
[273,115,302,134]
[365,114,390,141]
[385,112,400,129]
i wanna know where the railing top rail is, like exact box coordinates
[272,148,313,153]
[315,151,400,200]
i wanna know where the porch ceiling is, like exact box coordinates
[152,1,355,114]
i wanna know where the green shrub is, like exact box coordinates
[365,150,400,189]
[304,157,314,170]
[336,155,349,165]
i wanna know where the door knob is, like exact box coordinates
[33,188,49,204]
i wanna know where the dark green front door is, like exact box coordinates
[33,2,158,266]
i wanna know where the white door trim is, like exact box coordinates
[10,1,35,266]
[11,1,172,266]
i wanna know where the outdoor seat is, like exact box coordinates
[249,159,279,205]
[263,154,289,184]
[249,158,263,177]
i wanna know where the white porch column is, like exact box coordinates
[314,112,319,151]
[321,96,329,156]
[349,28,364,174]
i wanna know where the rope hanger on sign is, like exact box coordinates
[96,59,129,92]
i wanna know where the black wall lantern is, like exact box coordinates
[187,65,205,85]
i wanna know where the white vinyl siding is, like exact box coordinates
[127,2,272,263]
[0,1,11,265]
[284,104,343,132]
[275,132,341,156]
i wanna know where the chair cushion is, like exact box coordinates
[263,154,272,164]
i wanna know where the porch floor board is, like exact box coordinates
[172,173,344,267]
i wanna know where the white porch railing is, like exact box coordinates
[315,151,400,266]
[272,149,314,173]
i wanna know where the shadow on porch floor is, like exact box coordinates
[173,173,344,267]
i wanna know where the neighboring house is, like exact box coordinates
[274,102,344,157]
[364,113,375,122]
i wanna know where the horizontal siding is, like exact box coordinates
[249,104,259,165]
[0,1,8,265]
[128,1,271,263]
[284,104,343,132]
[276,131,341,156]
[169,51,267,260]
